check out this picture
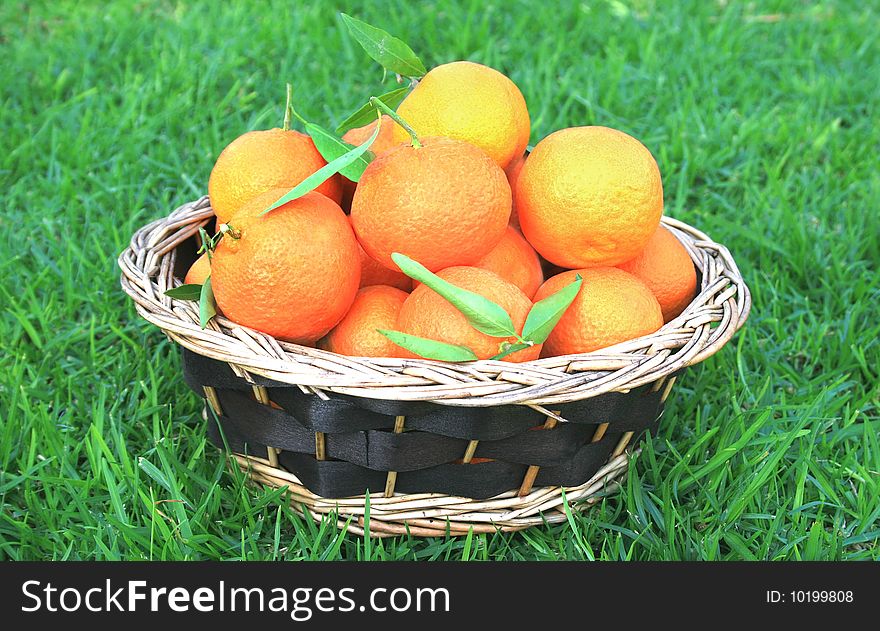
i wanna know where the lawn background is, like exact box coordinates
[1,0,878,560]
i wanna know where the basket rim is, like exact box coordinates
[118,195,751,407]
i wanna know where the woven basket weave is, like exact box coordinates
[118,196,750,536]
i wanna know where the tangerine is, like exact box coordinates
[211,191,360,343]
[351,136,510,272]
[323,285,408,357]
[533,267,663,356]
[516,126,662,268]
[392,61,530,169]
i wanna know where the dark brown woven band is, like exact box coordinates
[184,350,668,499]
[182,350,668,437]
[208,417,624,499]
[203,388,658,471]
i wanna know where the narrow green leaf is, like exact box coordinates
[377,329,478,362]
[490,342,532,361]
[261,115,381,215]
[305,122,374,182]
[164,283,203,301]
[199,276,217,329]
[392,253,517,338]
[340,14,427,77]
[336,86,410,135]
[363,490,371,552]
[137,457,172,495]
[522,275,583,344]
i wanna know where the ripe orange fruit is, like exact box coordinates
[533,267,663,357]
[323,285,408,357]
[618,226,697,322]
[211,191,360,343]
[350,218,411,291]
[208,128,343,224]
[516,126,663,268]
[395,266,541,362]
[474,226,543,298]
[184,253,211,285]
[392,61,530,169]
[340,115,403,211]
[351,136,511,272]
[505,152,527,230]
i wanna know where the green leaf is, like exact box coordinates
[336,86,410,135]
[165,283,203,301]
[261,116,381,215]
[340,14,427,77]
[199,276,217,329]
[490,342,532,361]
[391,253,518,338]
[305,122,374,182]
[377,329,478,362]
[521,275,582,344]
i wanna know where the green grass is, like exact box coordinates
[1,0,878,561]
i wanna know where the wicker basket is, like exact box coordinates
[118,196,750,537]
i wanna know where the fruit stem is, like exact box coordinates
[219,223,241,240]
[197,227,220,259]
[283,82,310,130]
[283,83,293,131]
[369,96,421,148]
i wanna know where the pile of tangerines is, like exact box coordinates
[182,60,696,363]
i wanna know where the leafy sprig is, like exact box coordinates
[334,15,425,144]
[261,113,383,215]
[284,83,375,182]
[164,276,217,330]
[379,253,582,362]
[164,229,223,329]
